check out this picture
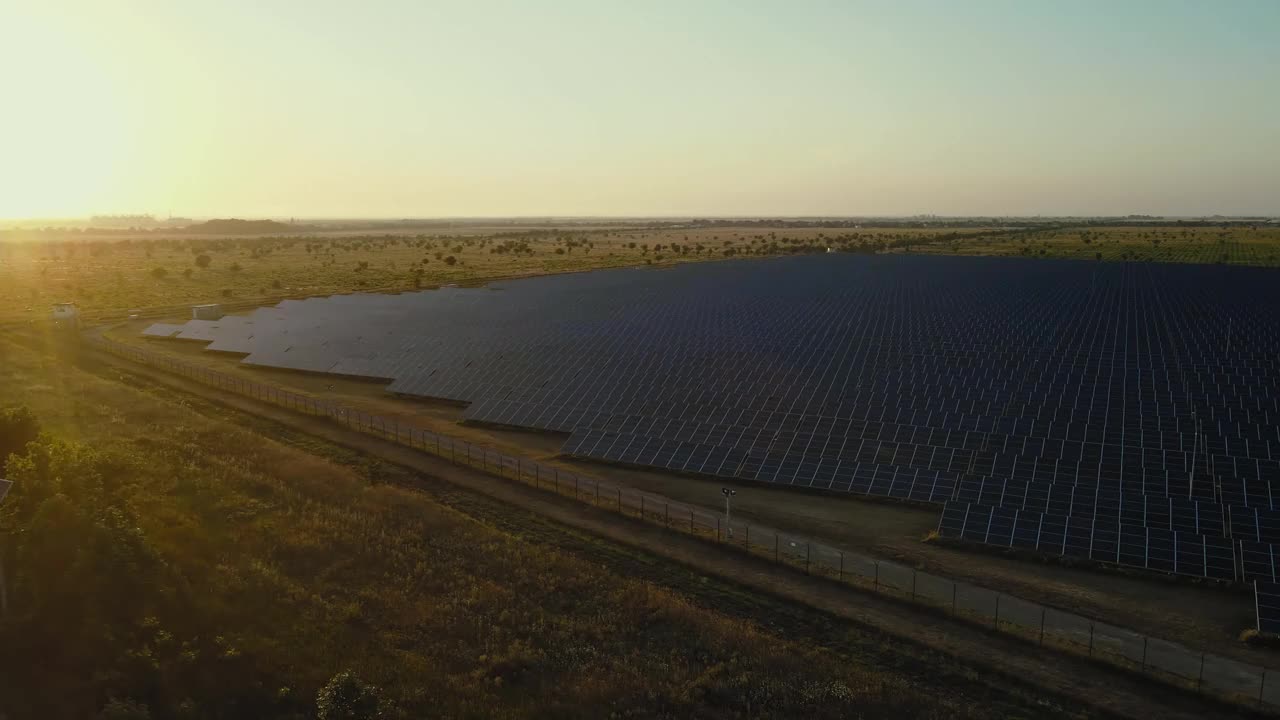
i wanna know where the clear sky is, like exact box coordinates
[2,1,1277,219]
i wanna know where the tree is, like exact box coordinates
[194,254,212,269]
[316,671,386,720]
[0,405,40,463]
[444,256,457,266]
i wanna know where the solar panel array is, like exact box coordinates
[143,253,1280,629]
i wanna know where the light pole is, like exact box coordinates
[721,487,736,539]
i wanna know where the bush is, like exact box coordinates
[149,267,167,280]
[194,254,212,269]
[444,256,457,266]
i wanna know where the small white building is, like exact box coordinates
[192,304,223,321]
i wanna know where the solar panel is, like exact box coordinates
[141,323,187,338]
[1257,581,1280,636]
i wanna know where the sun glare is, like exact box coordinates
[0,7,134,219]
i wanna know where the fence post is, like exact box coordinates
[1197,653,1205,691]
[952,584,957,616]
[994,595,1000,630]
[1261,669,1268,708]
[874,561,879,591]
[775,534,779,563]
[805,544,810,575]
[717,517,721,542]
[641,495,645,518]
[1089,623,1095,657]
[1039,608,1046,646]
[911,570,917,601]
[617,488,621,513]
[575,476,579,499]
[1141,637,1148,672]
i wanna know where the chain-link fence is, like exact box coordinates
[86,333,1280,713]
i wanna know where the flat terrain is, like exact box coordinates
[5,221,1278,323]
[3,332,1092,720]
[105,319,1270,667]
[0,223,964,321]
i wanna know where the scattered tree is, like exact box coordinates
[316,671,386,720]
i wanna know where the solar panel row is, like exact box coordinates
[939,500,1237,581]
[1255,581,1280,636]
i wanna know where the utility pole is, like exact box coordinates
[721,487,736,539]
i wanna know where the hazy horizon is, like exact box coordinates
[3,1,1277,219]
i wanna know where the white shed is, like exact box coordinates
[51,303,80,327]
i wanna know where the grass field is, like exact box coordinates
[0,333,1085,720]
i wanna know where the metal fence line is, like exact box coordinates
[85,333,1280,713]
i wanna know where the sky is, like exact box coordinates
[1,0,1277,219]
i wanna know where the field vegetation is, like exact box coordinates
[0,334,1067,720]
[899,224,1280,265]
